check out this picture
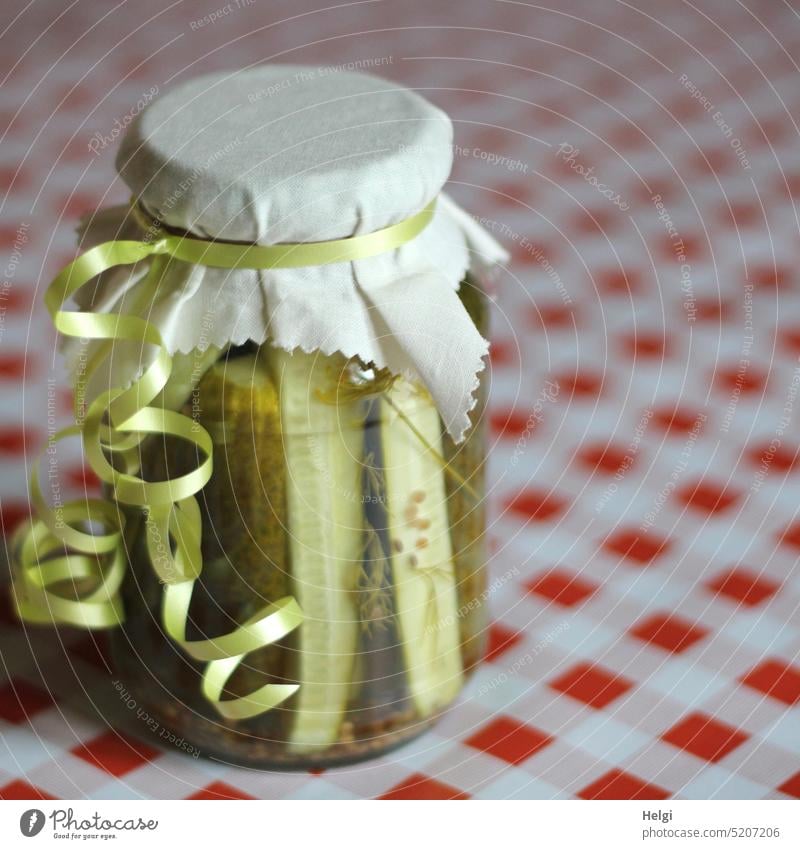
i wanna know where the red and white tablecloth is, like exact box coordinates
[2,0,800,800]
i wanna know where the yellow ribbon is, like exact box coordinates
[11,199,436,720]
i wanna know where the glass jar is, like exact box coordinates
[111,273,490,769]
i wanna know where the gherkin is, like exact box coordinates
[379,378,464,716]
[189,352,290,706]
[265,347,364,752]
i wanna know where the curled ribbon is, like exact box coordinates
[11,199,436,720]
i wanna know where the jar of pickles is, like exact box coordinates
[12,65,507,769]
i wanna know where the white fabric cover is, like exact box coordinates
[68,65,508,440]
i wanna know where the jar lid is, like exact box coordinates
[116,65,453,244]
[72,66,508,442]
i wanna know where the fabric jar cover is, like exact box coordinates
[66,64,508,440]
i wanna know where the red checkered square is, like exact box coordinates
[489,407,538,439]
[578,769,670,800]
[677,480,740,514]
[379,773,470,800]
[72,731,162,777]
[0,680,53,724]
[0,426,37,455]
[740,659,800,705]
[0,354,27,380]
[484,623,524,662]
[525,569,597,607]
[64,463,101,491]
[549,662,634,709]
[489,338,518,368]
[706,568,779,607]
[746,442,800,473]
[781,326,800,355]
[778,522,800,550]
[596,268,640,295]
[750,264,791,290]
[494,179,533,208]
[778,772,800,799]
[721,201,762,229]
[577,442,632,475]
[623,332,668,359]
[554,370,604,398]
[715,365,767,395]
[1,500,29,535]
[188,781,255,800]
[630,613,708,653]
[0,285,29,312]
[570,207,616,237]
[465,716,552,765]
[0,779,57,800]
[650,406,705,436]
[660,233,705,262]
[530,303,576,330]
[603,529,669,565]
[695,298,732,324]
[662,713,749,762]
[503,489,566,523]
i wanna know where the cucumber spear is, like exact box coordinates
[266,347,364,752]
[380,379,464,717]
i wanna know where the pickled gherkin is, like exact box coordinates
[380,380,464,716]
[265,347,363,752]
[190,353,290,701]
[117,348,292,745]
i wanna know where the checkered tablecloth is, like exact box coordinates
[2,0,800,800]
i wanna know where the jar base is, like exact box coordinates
[162,714,438,772]
[110,634,459,772]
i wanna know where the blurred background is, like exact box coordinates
[2,0,800,800]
